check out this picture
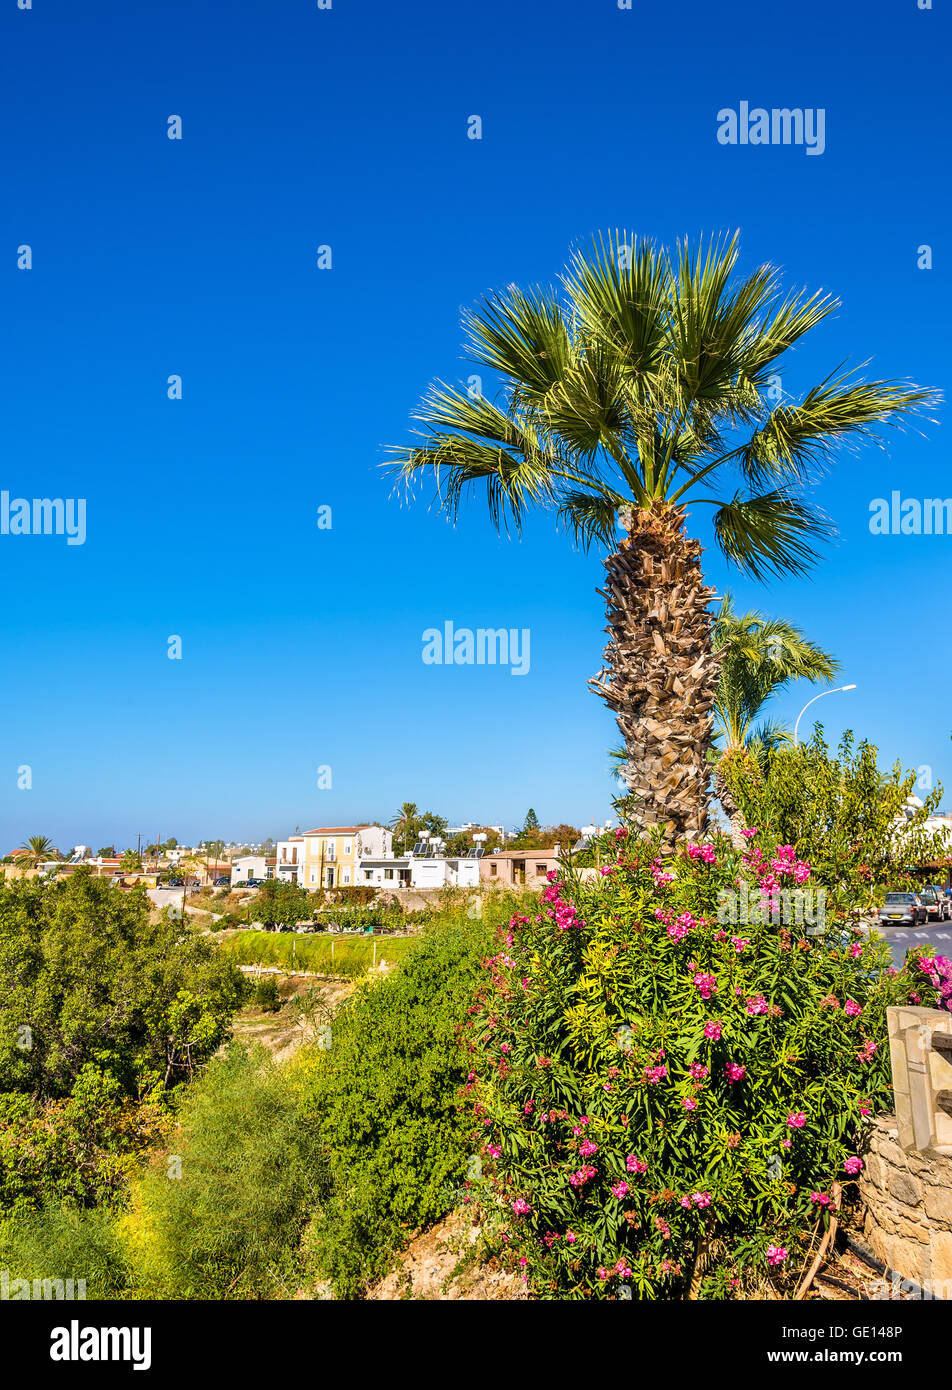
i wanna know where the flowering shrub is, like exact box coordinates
[909,949,952,1014]
[464,825,935,1299]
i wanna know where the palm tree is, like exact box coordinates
[390,232,933,841]
[710,595,839,839]
[119,848,143,873]
[13,835,57,870]
[388,802,420,852]
[713,594,838,760]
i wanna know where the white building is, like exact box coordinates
[232,854,269,883]
[275,836,305,881]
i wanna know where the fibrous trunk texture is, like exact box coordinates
[590,505,720,843]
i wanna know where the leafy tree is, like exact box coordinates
[391,231,932,841]
[252,879,313,932]
[725,729,950,920]
[0,869,245,1100]
[96,846,116,858]
[443,825,504,856]
[119,849,143,872]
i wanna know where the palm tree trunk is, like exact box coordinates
[714,762,749,850]
[589,505,720,843]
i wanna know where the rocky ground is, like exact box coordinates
[366,1206,528,1301]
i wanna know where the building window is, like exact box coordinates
[490,864,498,877]
[343,869,351,884]
[535,864,547,876]
[310,869,318,884]
[364,871,373,882]
[344,842,352,856]
[384,869,393,881]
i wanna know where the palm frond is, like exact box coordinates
[712,491,835,580]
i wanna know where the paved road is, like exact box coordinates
[873,921,952,969]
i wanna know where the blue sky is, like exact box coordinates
[1,0,948,850]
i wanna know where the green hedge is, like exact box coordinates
[217,931,416,977]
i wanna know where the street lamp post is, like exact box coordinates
[793,684,858,745]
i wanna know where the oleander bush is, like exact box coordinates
[465,824,934,1299]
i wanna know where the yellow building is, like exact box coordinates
[299,825,392,890]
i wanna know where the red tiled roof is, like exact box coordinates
[300,826,369,835]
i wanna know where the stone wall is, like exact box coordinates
[859,1115,952,1288]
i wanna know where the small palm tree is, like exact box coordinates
[388,802,420,852]
[391,232,933,841]
[711,595,839,838]
[119,848,143,872]
[713,593,838,758]
[13,835,56,870]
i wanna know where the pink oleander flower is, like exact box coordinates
[682,1098,698,1111]
[566,1230,577,1243]
[810,1191,832,1206]
[579,1139,599,1158]
[692,1192,711,1208]
[731,936,750,953]
[512,1198,531,1216]
[725,1062,746,1083]
[626,1155,647,1174]
[654,1216,671,1238]
[500,1042,510,1053]
[766,1245,788,1267]
[781,1138,791,1149]
[844,1156,864,1175]
[787,1111,807,1129]
[703,1020,723,1040]
[610,1181,629,1199]
[740,827,758,839]
[599,866,613,876]
[643,1064,668,1084]
[689,1063,709,1080]
[486,1143,501,1158]
[745,994,769,1016]
[844,999,862,1018]
[849,943,863,959]
[693,971,718,1000]
[568,1165,597,1188]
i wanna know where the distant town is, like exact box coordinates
[3,808,610,895]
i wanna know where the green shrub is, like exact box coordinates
[253,977,280,1012]
[0,1066,168,1218]
[0,1204,130,1299]
[133,1045,328,1299]
[466,827,933,1299]
[293,903,523,1296]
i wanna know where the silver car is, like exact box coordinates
[878,892,927,928]
[917,887,946,923]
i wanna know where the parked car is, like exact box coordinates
[213,877,231,887]
[878,891,927,927]
[167,877,184,887]
[919,887,948,923]
[926,885,952,921]
[240,878,265,888]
